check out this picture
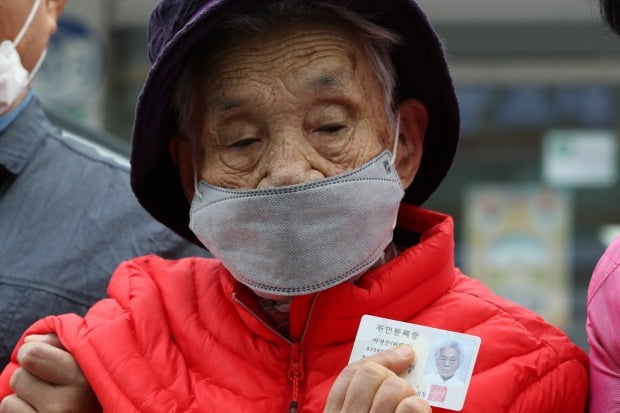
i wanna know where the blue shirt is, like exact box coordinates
[0,98,208,367]
[0,91,34,134]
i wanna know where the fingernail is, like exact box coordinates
[394,344,413,358]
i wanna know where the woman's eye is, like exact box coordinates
[229,138,259,148]
[317,124,346,134]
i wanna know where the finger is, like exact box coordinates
[369,375,416,413]
[395,395,432,413]
[363,345,415,374]
[325,346,414,412]
[0,394,38,413]
[10,366,101,413]
[9,367,55,408]
[342,362,394,411]
[23,334,63,349]
[16,341,82,385]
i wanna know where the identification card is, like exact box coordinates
[349,315,481,411]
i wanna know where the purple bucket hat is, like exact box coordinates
[131,0,460,244]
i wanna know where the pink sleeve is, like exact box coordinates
[587,237,620,413]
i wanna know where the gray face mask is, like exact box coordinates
[189,136,405,296]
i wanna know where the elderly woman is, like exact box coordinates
[0,0,587,412]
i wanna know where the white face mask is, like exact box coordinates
[0,0,46,115]
[189,126,405,297]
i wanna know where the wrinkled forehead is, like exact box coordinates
[198,22,367,92]
[191,15,364,72]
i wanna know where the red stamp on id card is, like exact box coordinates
[428,385,448,402]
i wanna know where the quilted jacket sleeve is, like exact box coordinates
[509,357,588,412]
[446,274,589,413]
[0,258,147,408]
[509,303,589,413]
[0,309,125,398]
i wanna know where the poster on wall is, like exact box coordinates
[463,184,572,328]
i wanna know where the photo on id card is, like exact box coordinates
[349,315,481,411]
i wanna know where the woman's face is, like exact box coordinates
[189,20,393,190]
[436,347,460,380]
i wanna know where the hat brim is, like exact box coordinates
[131,0,460,245]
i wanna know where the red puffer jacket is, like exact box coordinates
[0,205,588,412]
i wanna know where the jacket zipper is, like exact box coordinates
[287,343,303,413]
[233,293,320,413]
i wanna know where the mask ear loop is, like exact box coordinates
[193,163,203,201]
[191,142,204,201]
[390,108,403,231]
[390,108,401,166]
[5,0,47,109]
[14,0,43,46]
[26,47,46,83]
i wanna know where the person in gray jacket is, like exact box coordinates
[0,0,207,369]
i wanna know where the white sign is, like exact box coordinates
[543,129,618,187]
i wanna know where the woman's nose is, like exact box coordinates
[257,140,324,188]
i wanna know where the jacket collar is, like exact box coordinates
[0,97,48,175]
[225,204,456,345]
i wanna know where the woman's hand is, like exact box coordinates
[324,345,431,413]
[0,334,101,413]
